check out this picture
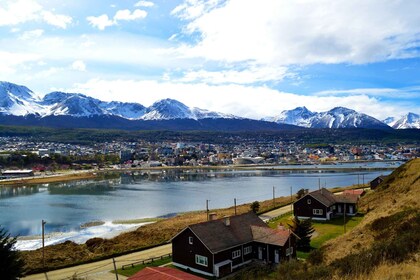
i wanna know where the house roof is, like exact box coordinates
[128,267,204,280]
[306,188,337,207]
[335,193,359,204]
[251,226,290,247]
[343,189,365,196]
[188,212,269,253]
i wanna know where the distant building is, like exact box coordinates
[369,175,387,190]
[1,170,34,178]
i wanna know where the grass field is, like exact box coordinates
[269,213,364,259]
[115,256,172,277]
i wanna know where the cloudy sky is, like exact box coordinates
[1,0,419,120]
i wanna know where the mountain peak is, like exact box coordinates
[392,112,420,129]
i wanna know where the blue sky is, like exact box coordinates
[0,0,419,120]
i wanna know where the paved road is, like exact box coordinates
[22,244,172,280]
[22,205,293,280]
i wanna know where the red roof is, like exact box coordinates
[343,189,365,196]
[127,267,205,280]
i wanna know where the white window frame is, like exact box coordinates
[195,254,208,267]
[232,249,241,259]
[189,236,193,245]
[307,198,311,204]
[286,247,294,256]
[313,209,323,215]
[244,246,252,255]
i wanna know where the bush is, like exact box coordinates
[0,226,25,279]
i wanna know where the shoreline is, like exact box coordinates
[0,160,400,186]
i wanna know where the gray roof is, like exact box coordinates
[188,212,268,253]
[308,188,337,207]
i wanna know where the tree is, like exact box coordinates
[296,188,308,200]
[0,226,25,279]
[288,217,315,252]
[250,201,260,213]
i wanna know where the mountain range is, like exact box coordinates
[0,81,418,130]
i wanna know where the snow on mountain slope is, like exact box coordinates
[268,106,389,129]
[141,99,233,120]
[99,101,146,119]
[0,81,45,116]
[383,117,397,127]
[392,113,420,129]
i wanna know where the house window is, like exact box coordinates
[195,255,208,267]
[286,247,294,256]
[244,246,252,255]
[232,250,241,259]
[307,199,311,204]
[313,209,323,215]
[189,236,193,245]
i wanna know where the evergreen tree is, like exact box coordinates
[250,201,260,213]
[0,226,25,279]
[288,217,315,251]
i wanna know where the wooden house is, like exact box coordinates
[293,188,359,221]
[369,175,387,190]
[171,212,295,278]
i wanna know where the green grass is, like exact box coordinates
[269,214,364,259]
[115,256,172,277]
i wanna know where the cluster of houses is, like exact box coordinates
[1,136,417,170]
[163,178,381,279]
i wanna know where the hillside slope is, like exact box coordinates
[322,158,420,278]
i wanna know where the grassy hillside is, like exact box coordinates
[263,159,420,280]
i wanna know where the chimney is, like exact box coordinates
[209,213,217,221]
[224,216,230,226]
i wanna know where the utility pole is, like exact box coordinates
[112,258,119,280]
[362,173,365,186]
[318,178,321,190]
[42,220,46,268]
[358,174,360,188]
[290,186,293,213]
[206,199,210,221]
[272,186,275,207]
[343,204,346,233]
[234,198,237,215]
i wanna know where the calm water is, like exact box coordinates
[0,163,397,242]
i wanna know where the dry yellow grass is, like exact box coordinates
[322,158,420,265]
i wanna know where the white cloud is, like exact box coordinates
[19,29,44,40]
[0,51,41,74]
[71,60,86,72]
[179,65,289,84]
[172,0,420,65]
[69,78,417,120]
[87,14,114,30]
[88,9,147,30]
[114,9,147,21]
[41,11,72,29]
[0,0,72,28]
[135,1,155,8]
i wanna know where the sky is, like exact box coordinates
[1,0,419,120]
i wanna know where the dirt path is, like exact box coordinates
[22,244,172,280]
[259,204,293,222]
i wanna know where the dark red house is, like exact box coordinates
[171,212,295,278]
[369,175,387,190]
[293,188,359,221]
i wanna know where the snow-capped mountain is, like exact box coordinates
[263,106,316,127]
[382,117,397,127]
[141,99,233,120]
[391,113,420,129]
[267,106,390,129]
[0,81,44,116]
[0,82,235,121]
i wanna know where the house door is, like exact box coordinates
[258,247,263,260]
[274,250,279,263]
[338,205,342,213]
[349,205,354,214]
